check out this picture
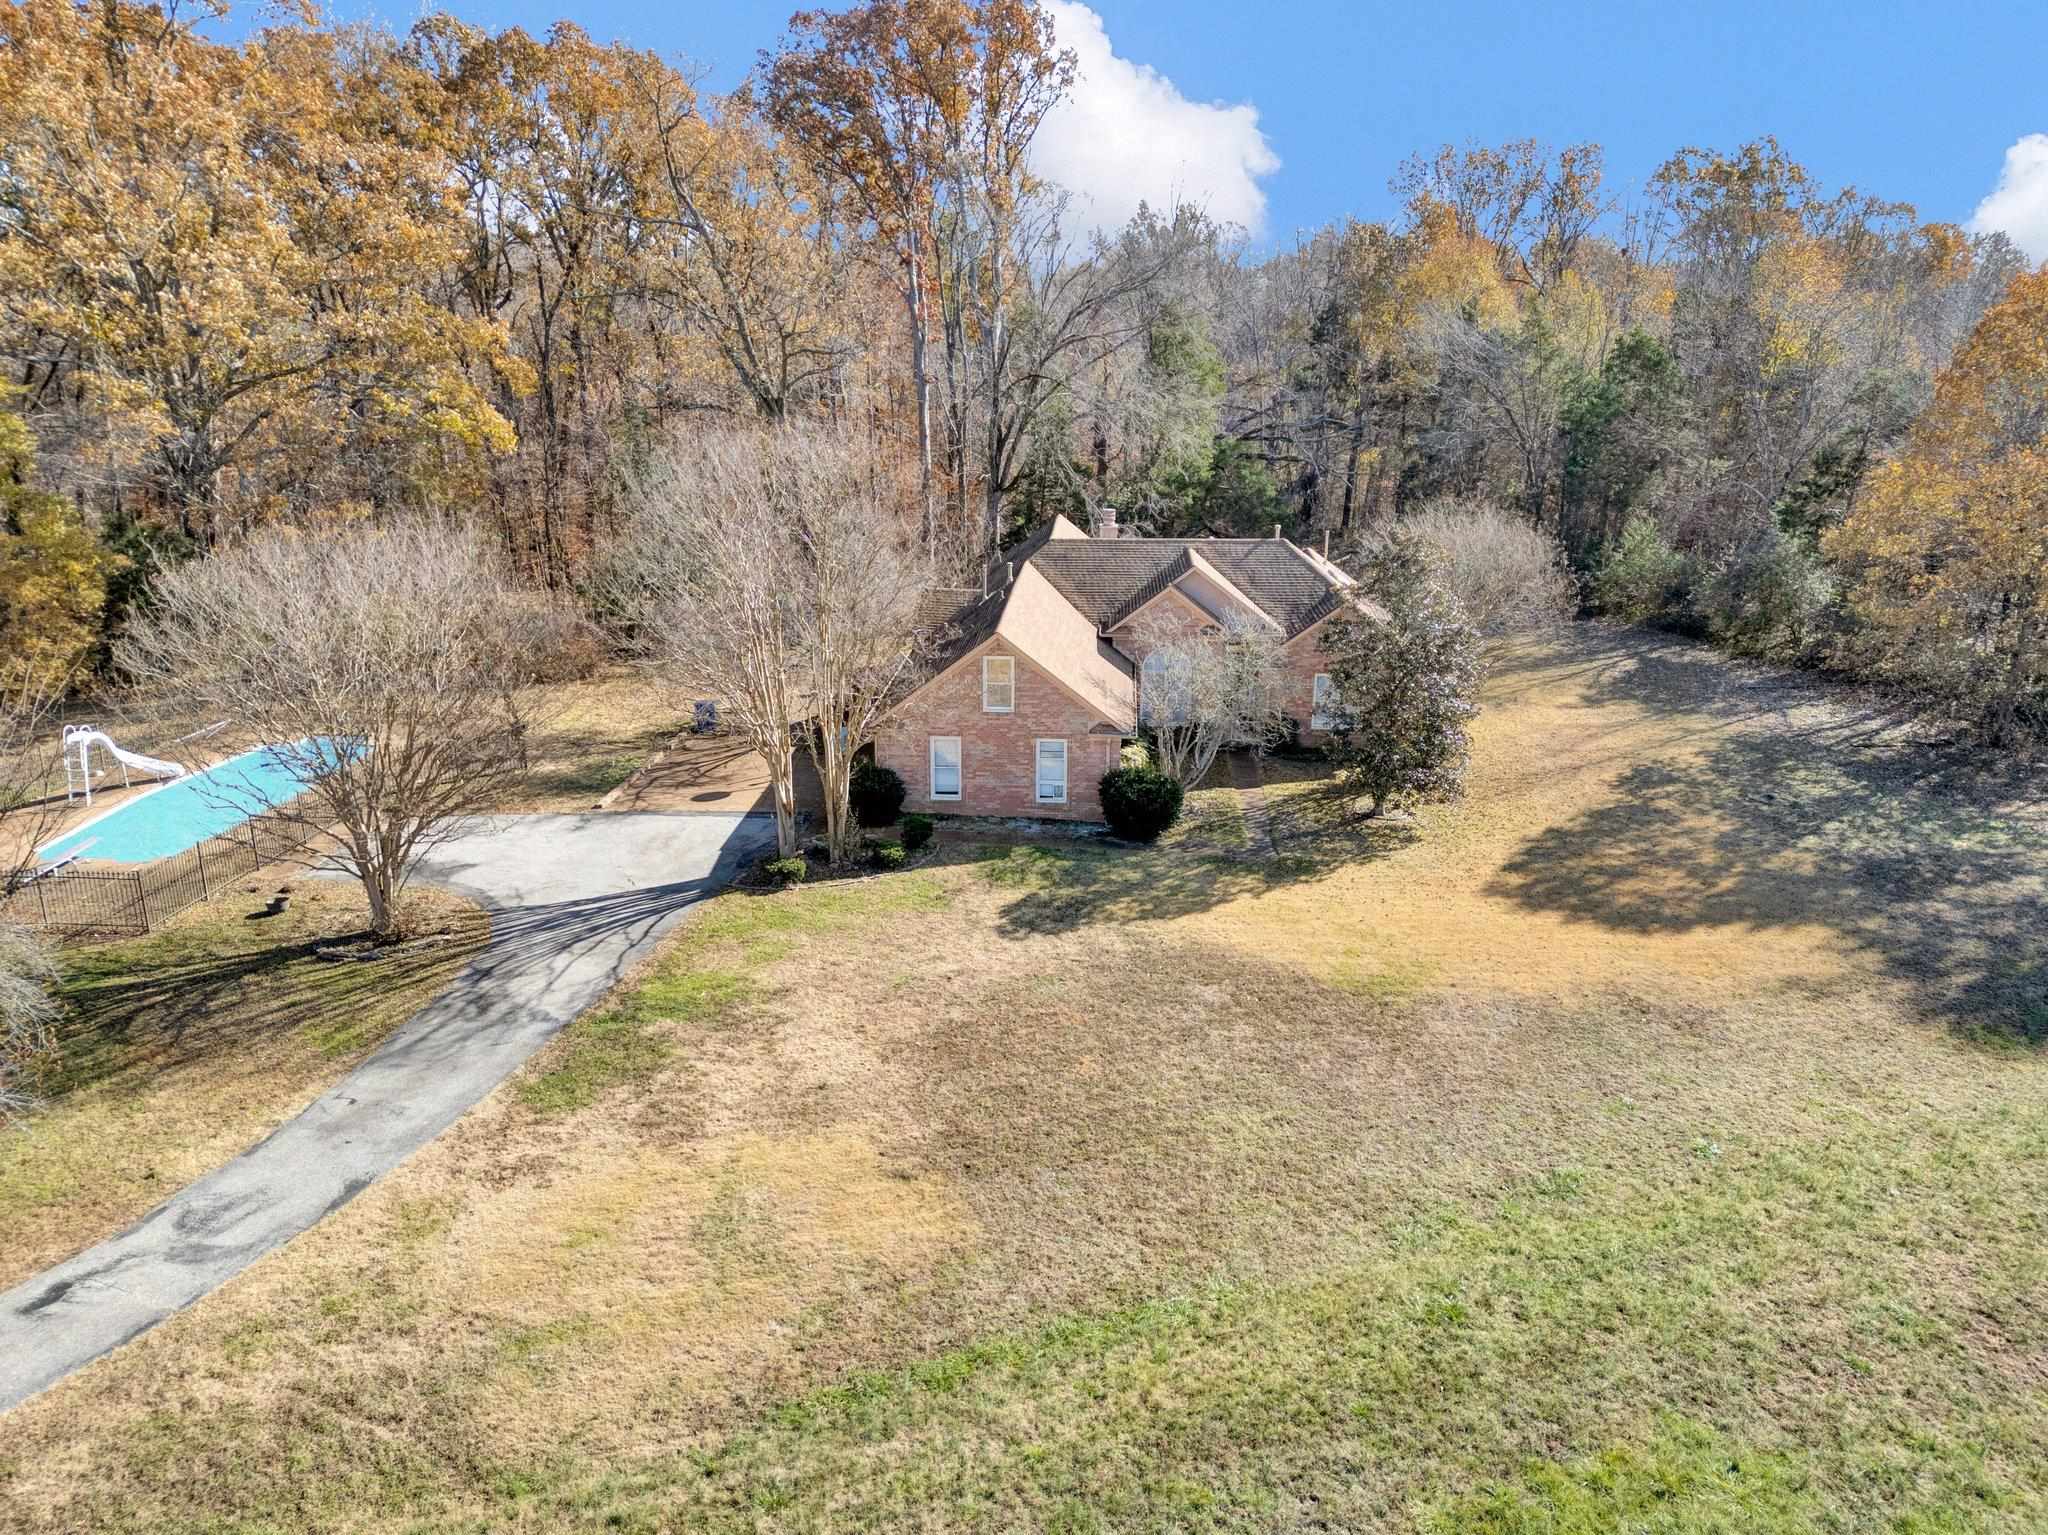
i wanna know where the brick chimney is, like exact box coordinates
[1090,505,1119,539]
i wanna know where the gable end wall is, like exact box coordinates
[878,643,1122,822]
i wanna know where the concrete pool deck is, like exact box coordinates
[0,809,776,1413]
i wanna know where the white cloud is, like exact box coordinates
[1032,1,1280,237]
[1968,134,2048,262]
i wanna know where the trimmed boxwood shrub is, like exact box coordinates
[1098,766,1184,842]
[901,813,935,853]
[849,758,908,827]
[764,855,808,886]
[871,840,906,869]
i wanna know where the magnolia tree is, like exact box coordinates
[1135,614,1290,786]
[1318,538,1482,817]
[120,520,565,936]
[615,424,924,864]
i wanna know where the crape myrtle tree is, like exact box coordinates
[614,423,925,865]
[1318,537,1482,817]
[119,519,565,937]
[1133,612,1289,787]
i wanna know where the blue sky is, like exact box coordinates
[306,0,2048,254]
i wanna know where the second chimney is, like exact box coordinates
[1090,505,1119,539]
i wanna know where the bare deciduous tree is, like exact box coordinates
[615,424,926,864]
[119,520,564,936]
[1,675,62,1125]
[1393,497,1579,642]
[796,460,927,864]
[1,666,66,895]
[0,917,57,1125]
[1134,614,1289,787]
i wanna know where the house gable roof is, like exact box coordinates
[1028,536,1375,638]
[910,560,1136,731]
[906,527,1380,729]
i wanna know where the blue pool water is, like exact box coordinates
[40,740,339,865]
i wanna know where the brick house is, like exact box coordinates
[875,511,1384,823]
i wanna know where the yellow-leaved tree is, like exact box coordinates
[1828,268,2048,745]
[0,0,521,543]
[0,410,121,694]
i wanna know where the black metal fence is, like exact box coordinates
[3,813,319,937]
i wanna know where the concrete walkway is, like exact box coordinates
[0,811,775,1413]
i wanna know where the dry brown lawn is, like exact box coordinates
[495,667,686,812]
[3,626,2045,1533]
[0,880,487,1292]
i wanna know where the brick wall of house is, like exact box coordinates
[877,641,1126,822]
[1282,619,1338,746]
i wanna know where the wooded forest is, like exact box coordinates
[2,0,2044,743]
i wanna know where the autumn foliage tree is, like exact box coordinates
[0,409,120,691]
[0,0,521,544]
[1829,269,2048,745]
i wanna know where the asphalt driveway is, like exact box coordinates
[0,810,775,1412]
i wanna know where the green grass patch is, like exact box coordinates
[975,844,1081,888]
[524,753,646,799]
[507,1108,2048,1532]
[1424,1415,1822,1533]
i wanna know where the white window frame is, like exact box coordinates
[929,736,962,801]
[982,655,1015,713]
[1034,737,1068,804]
[1311,672,1338,731]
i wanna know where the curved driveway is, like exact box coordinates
[0,810,774,1412]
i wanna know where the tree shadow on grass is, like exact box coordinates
[1486,651,2048,1043]
[978,813,1418,938]
[51,910,483,1098]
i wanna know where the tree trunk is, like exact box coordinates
[907,241,935,555]
[767,742,798,858]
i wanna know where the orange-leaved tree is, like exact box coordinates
[1828,268,2048,745]
[0,0,521,543]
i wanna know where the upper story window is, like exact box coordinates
[982,655,1015,713]
[1140,650,1188,726]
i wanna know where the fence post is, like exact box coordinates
[135,870,151,933]
[195,840,210,902]
[36,878,48,927]
[249,819,262,868]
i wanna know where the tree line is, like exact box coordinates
[1,0,2043,743]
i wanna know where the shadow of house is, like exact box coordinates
[1486,652,2048,1042]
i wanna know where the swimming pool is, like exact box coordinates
[40,740,339,865]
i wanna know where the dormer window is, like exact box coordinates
[982,655,1015,713]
